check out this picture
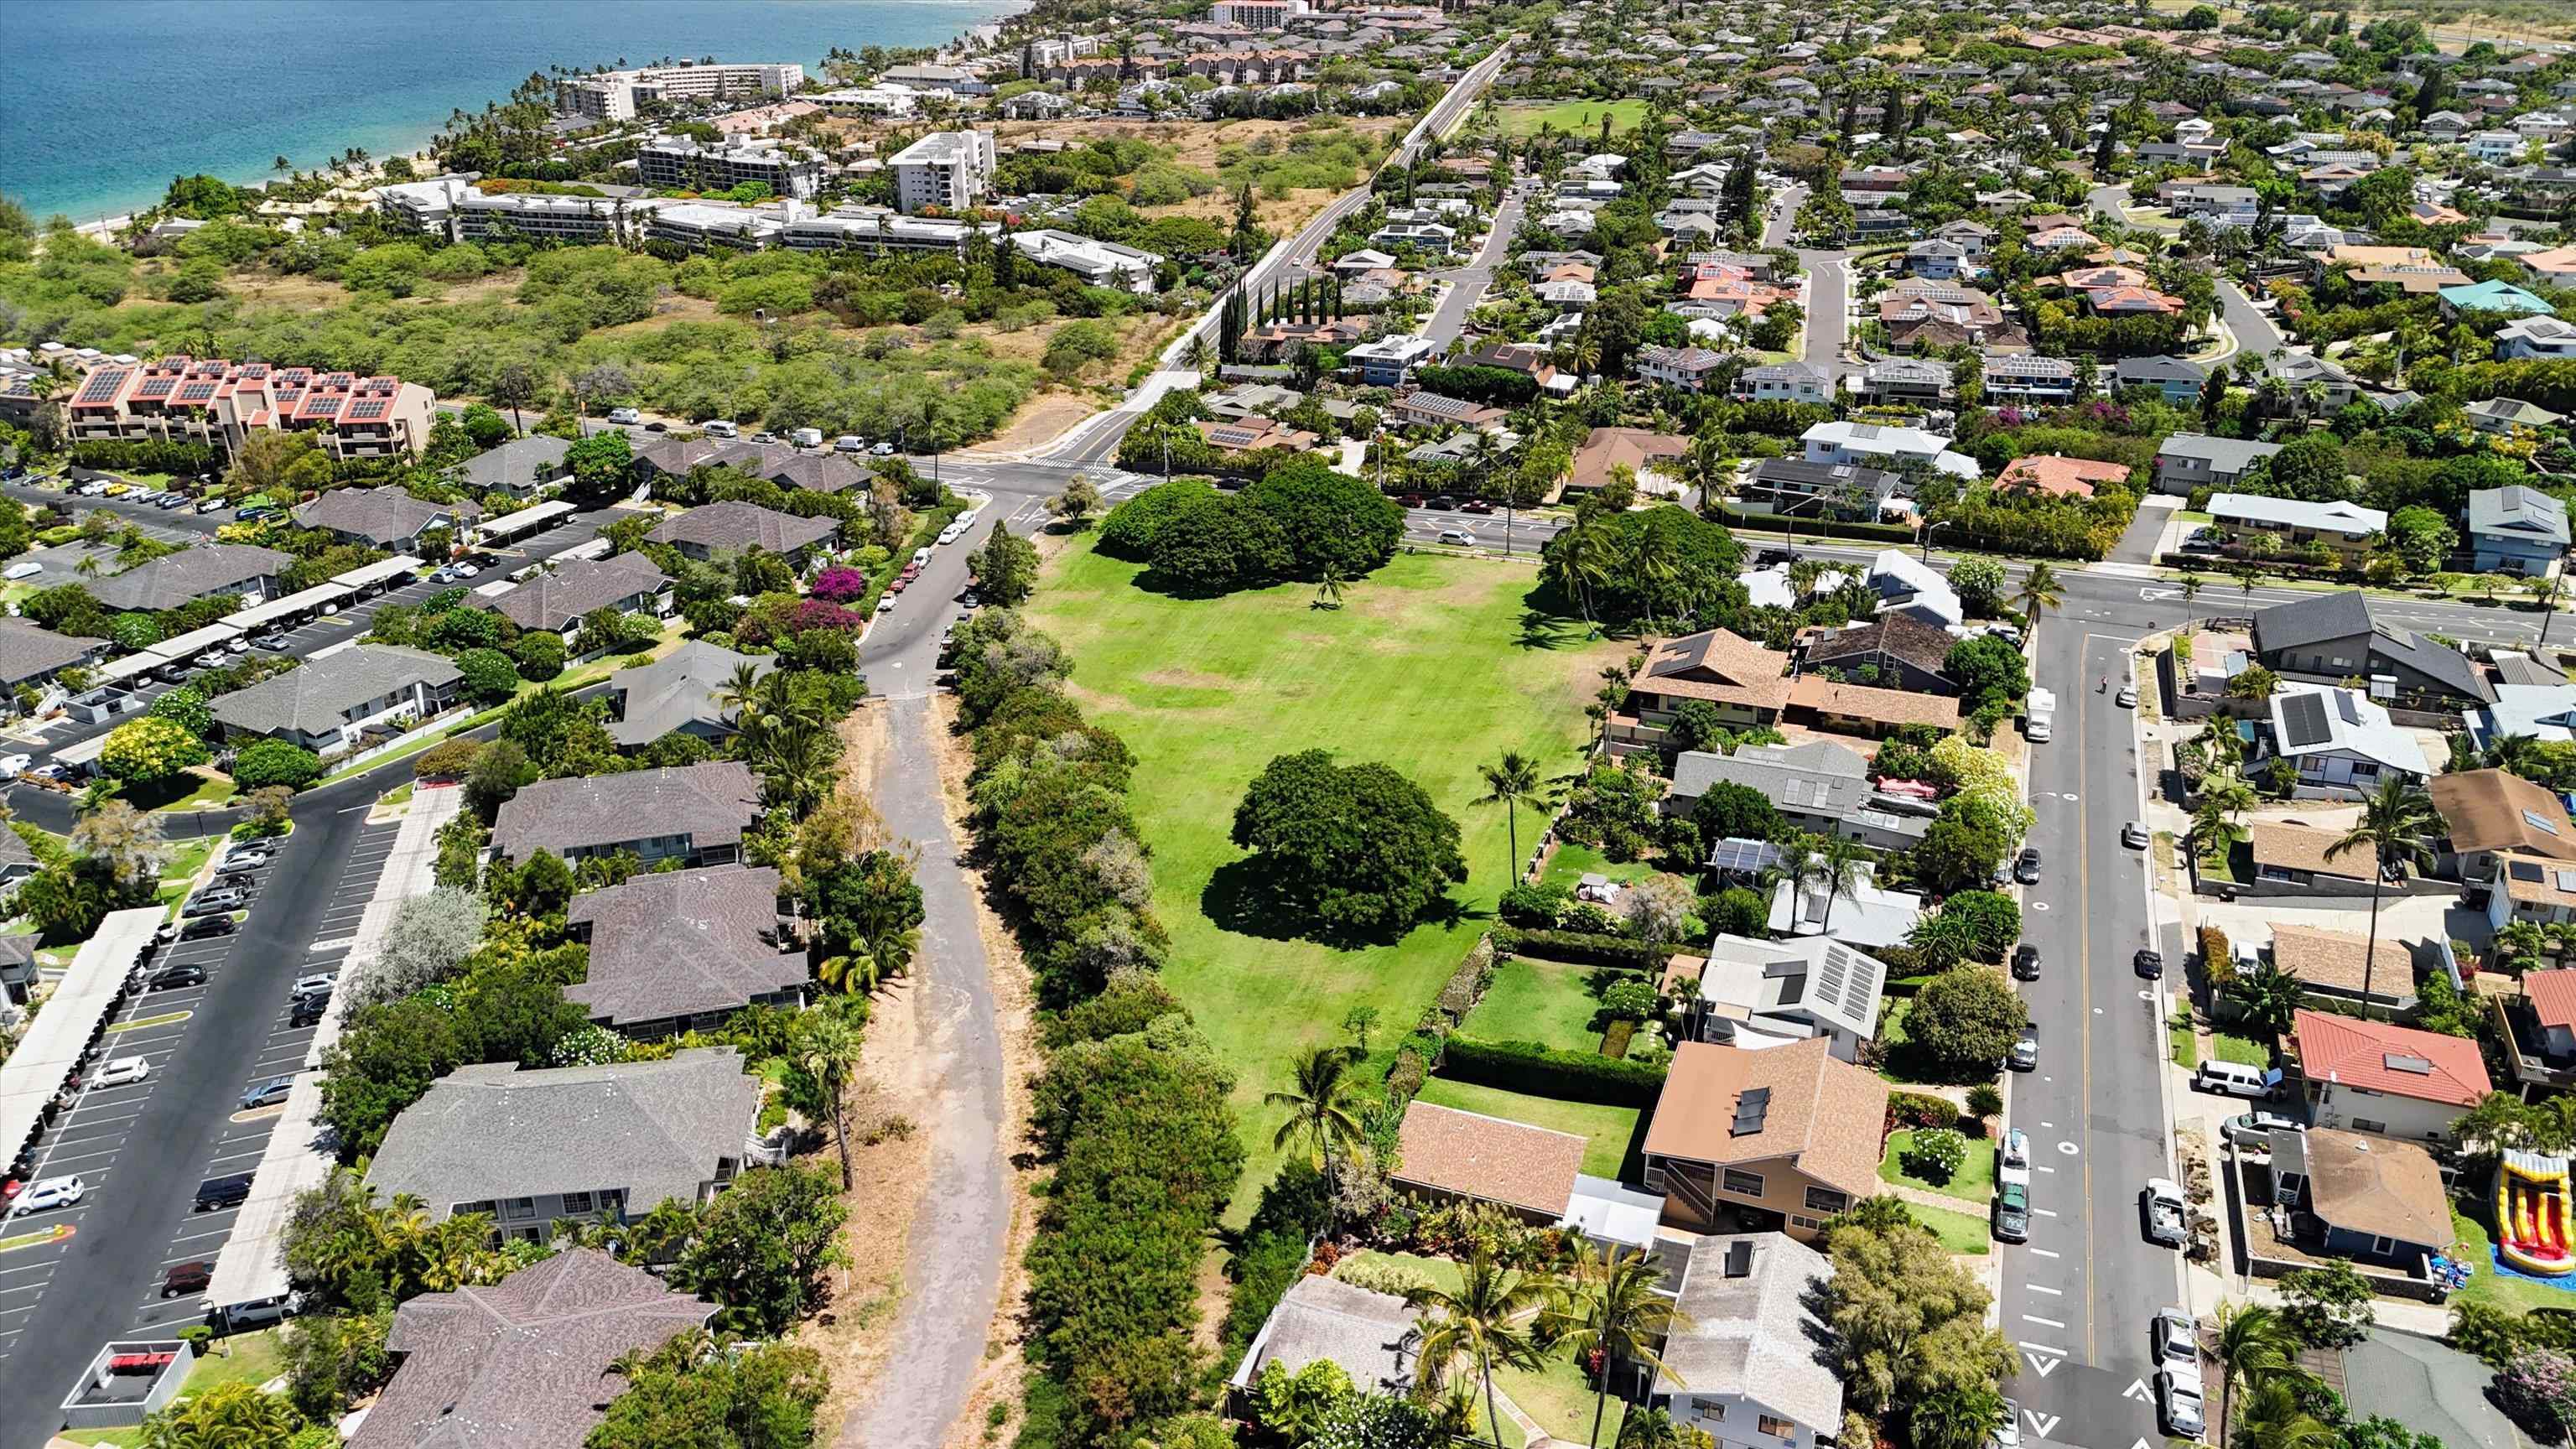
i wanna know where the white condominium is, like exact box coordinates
[890,131,998,216]
[639,135,822,200]
[1008,229,1162,293]
[1210,0,1309,26]
[558,61,806,121]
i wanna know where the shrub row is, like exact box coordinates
[1493,924,1670,969]
[1887,1090,1961,1130]
[1711,505,1921,545]
[1434,934,1497,1021]
[1439,1034,1668,1107]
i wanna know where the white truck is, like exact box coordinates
[2026,688,2056,742]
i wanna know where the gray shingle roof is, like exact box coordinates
[86,544,292,612]
[366,1046,763,1221]
[474,553,668,634]
[1672,740,1869,809]
[210,645,460,740]
[491,760,761,861]
[354,1248,714,1449]
[2470,485,2571,547]
[1656,1233,1842,1433]
[2255,591,2496,704]
[606,641,770,747]
[448,435,573,494]
[293,486,480,546]
[564,866,801,1029]
[0,620,103,688]
[644,500,838,556]
[2156,433,2285,473]
[1229,1275,1422,1394]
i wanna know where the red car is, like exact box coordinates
[1397,494,1426,507]
[1460,499,1494,513]
[888,576,910,594]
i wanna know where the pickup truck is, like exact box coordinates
[2142,1176,2189,1248]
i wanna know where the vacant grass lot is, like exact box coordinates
[1498,99,1651,138]
[1463,955,1613,1055]
[1412,1076,1642,1180]
[1026,543,1623,1218]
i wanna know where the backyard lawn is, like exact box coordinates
[2213,1031,2270,1067]
[1413,1076,1643,1180]
[1462,955,1619,1056]
[1498,99,1651,138]
[1880,1129,1997,1204]
[1332,1251,1626,1446]
[1027,543,1623,1219]
[2450,1208,2576,1315]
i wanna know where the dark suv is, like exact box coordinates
[2012,943,2039,982]
[147,964,206,991]
[193,1173,252,1211]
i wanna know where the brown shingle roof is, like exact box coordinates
[1637,629,1793,713]
[2296,1128,2452,1249]
[643,500,838,556]
[1393,1101,1586,1216]
[564,866,802,1029]
[1569,427,1690,490]
[2248,820,2371,878]
[491,761,762,861]
[1642,1037,1888,1200]
[2429,769,2576,860]
[1805,613,1956,680]
[1788,677,1964,730]
[2269,923,2413,1000]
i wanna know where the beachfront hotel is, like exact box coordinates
[65,359,435,460]
[556,61,807,122]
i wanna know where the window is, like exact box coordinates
[2354,1119,2386,1134]
[2371,1234,2395,1256]
[452,1199,495,1218]
[1722,1169,1765,1197]
[1760,1416,1798,1438]
[1805,1186,1848,1214]
[1696,1404,1727,1423]
[560,1191,595,1215]
[1789,1214,1824,1230]
[503,1197,536,1221]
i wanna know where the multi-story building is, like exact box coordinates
[890,130,998,215]
[65,359,434,460]
[643,202,782,252]
[808,86,919,117]
[454,190,631,246]
[781,207,984,257]
[637,135,820,200]
[1007,229,1162,293]
[558,61,806,122]
[1210,0,1307,25]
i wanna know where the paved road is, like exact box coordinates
[1424,188,1524,345]
[2215,278,2284,359]
[1763,182,1806,251]
[2087,182,2130,226]
[1802,248,1852,377]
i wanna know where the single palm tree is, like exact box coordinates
[2013,561,2064,637]
[2234,1378,2340,1449]
[1476,750,1546,873]
[1407,1252,1550,1449]
[717,660,770,738]
[797,1010,865,1190]
[1265,1045,1367,1221]
[1802,834,1870,932]
[1314,562,1346,610]
[2324,776,2438,1009]
[2211,1303,2297,1448]
[1539,1244,1695,1447]
[860,921,919,985]
[2179,570,2203,624]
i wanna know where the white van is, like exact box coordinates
[834,435,865,454]
[701,419,740,439]
[2192,1061,2283,1100]
[912,548,933,569]
[790,428,824,449]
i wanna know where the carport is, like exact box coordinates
[328,554,423,595]
[138,623,243,667]
[477,501,574,545]
[221,583,354,634]
[0,909,160,1170]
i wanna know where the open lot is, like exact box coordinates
[1411,1076,1641,1180]
[1025,543,1623,1218]
[1496,99,1651,138]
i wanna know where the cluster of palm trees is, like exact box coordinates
[719,660,839,819]
[2209,1303,2343,1449]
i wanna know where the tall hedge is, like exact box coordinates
[1439,1035,1669,1106]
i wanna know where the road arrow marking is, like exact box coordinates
[2024,1349,2062,1377]
[2025,1411,2062,1438]
[2140,587,2182,600]
[2124,1379,2152,1402]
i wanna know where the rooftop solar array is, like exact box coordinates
[2277,691,2332,749]
[1729,1086,1773,1136]
[1707,838,1780,874]
[177,382,219,402]
[345,400,388,421]
[75,370,131,404]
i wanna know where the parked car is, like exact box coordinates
[155,493,189,509]
[176,915,236,942]
[193,1173,252,1211]
[1438,529,1479,547]
[1398,494,1427,507]
[960,590,981,610]
[240,1076,295,1110]
[291,974,335,1001]
[870,441,896,455]
[225,847,276,871]
[162,1261,213,1298]
[2012,848,2041,885]
[1460,499,1494,513]
[2001,1128,2030,1171]
[195,497,226,514]
[2007,1026,2039,1072]
[875,595,898,614]
[2122,821,2149,849]
[146,964,206,990]
[184,888,247,917]
[2142,1177,2189,1248]
[2011,943,2039,981]
[1992,1180,2030,1243]
[2157,1369,2206,1438]
[1989,1400,2020,1449]
[13,1176,85,1213]
[1427,496,1458,511]
[607,407,641,425]
[255,631,293,651]
[2153,1307,2199,1372]
[2222,1110,2303,1148]
[2117,684,2138,708]
[88,1057,149,1088]
[0,754,29,781]
[2134,948,2164,979]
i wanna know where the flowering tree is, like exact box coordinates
[99,715,210,785]
[789,598,868,634]
[808,566,868,604]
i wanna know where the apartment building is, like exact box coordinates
[781,207,983,257]
[637,135,821,200]
[644,202,782,251]
[558,61,806,121]
[1007,228,1162,293]
[809,86,919,117]
[65,359,434,460]
[454,190,630,245]
[890,130,999,215]
[1210,0,1308,25]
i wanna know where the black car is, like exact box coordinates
[2012,848,2041,886]
[2012,943,2040,981]
[178,914,236,941]
[2135,948,2164,979]
[147,964,206,990]
[193,1173,252,1211]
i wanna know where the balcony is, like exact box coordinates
[2493,994,2576,1095]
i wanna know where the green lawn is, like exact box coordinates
[1537,842,1666,893]
[125,767,236,813]
[1499,99,1650,138]
[2213,1031,2270,1067]
[1464,955,1618,1055]
[159,837,216,886]
[1026,543,1624,1220]
[2169,1013,2199,1067]
[1880,1129,1997,1203]
[1413,1076,1642,1180]
[1332,1251,1624,1446]
[182,1327,285,1394]
[1907,1202,1994,1256]
[60,1431,142,1447]
[2449,1207,2576,1315]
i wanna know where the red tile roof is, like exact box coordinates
[2527,969,2576,1032]
[2290,1008,2490,1107]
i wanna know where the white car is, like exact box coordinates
[2116,685,2138,708]
[0,753,30,781]
[14,1176,85,1213]
[875,595,897,614]
[2153,1307,2199,1371]
[452,564,480,579]
[606,408,641,425]
[2122,821,2149,849]
[1439,529,1479,547]
[937,525,965,546]
[89,1057,149,1088]
[1989,1399,2021,1449]
[2001,1127,2030,1171]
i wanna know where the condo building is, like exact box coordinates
[638,135,822,200]
[558,62,806,122]
[890,131,999,215]
[65,359,434,460]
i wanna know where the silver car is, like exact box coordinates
[2158,1369,2206,1438]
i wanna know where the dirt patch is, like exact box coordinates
[927,693,1047,1449]
[1140,667,1232,690]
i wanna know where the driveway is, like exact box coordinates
[1424,190,1523,345]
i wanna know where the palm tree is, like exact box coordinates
[860,920,919,987]
[1539,1244,1695,1447]
[797,1010,865,1190]
[1313,562,1346,610]
[2179,570,2203,624]
[1804,834,1870,932]
[1476,750,1546,873]
[2212,1302,2298,1444]
[717,660,769,738]
[1407,1252,1549,1449]
[2234,1378,2340,1449]
[1549,513,1615,632]
[1265,1045,1367,1219]
[2012,561,2064,637]
[2324,776,2438,1009]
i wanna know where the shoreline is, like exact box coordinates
[52,0,1031,236]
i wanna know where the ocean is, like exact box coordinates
[4,0,1019,225]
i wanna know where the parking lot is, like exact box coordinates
[0,817,397,1379]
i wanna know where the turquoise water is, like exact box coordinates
[5,0,1015,224]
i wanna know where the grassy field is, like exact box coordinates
[1907,1202,1994,1256]
[1413,1077,1642,1180]
[1463,955,1613,1055]
[181,1327,285,1394]
[1026,543,1623,1218]
[1498,99,1651,139]
[1881,1129,1997,1204]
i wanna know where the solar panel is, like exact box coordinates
[2528,810,2563,837]
[178,382,218,402]
[1707,838,1779,874]
[2514,860,2547,883]
[2382,1052,2434,1075]
[1730,1086,1772,1136]
[345,400,388,421]
[135,377,177,399]
[2278,692,2331,749]
[2557,868,2576,892]
[1815,946,1849,1005]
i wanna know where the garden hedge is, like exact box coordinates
[1492,925,1669,969]
[1440,1034,1668,1106]
[1711,506,1920,546]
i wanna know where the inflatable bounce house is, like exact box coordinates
[2496,1150,2575,1276]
